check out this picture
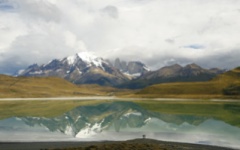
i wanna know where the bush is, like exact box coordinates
[223,84,240,95]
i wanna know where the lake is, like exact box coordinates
[0,99,239,149]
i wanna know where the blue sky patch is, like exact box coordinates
[0,2,16,12]
[184,44,205,49]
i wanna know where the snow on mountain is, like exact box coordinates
[65,52,106,70]
[66,55,76,65]
[18,51,129,86]
[113,58,150,78]
[77,52,103,67]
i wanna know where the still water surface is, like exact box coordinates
[0,100,239,149]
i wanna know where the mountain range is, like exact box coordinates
[118,63,225,89]
[18,52,130,86]
[136,66,240,98]
[2,66,239,98]
[18,52,225,88]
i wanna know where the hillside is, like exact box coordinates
[135,67,240,98]
[0,75,131,98]
[1,67,239,98]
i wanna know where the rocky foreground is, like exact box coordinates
[1,139,235,150]
[46,139,235,150]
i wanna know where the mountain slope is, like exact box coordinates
[18,52,129,86]
[135,66,240,98]
[0,75,90,98]
[119,63,225,89]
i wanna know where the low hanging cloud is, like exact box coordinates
[0,0,240,74]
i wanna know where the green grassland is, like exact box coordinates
[135,67,240,98]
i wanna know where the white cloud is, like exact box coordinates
[101,5,119,19]
[0,0,240,74]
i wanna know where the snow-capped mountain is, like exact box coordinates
[113,58,150,78]
[65,52,106,70]
[18,52,129,86]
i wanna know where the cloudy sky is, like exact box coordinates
[0,0,240,74]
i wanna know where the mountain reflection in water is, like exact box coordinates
[0,101,239,149]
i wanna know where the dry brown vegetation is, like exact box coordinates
[1,67,240,99]
[135,67,240,99]
[0,75,132,98]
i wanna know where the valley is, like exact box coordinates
[1,65,240,99]
[1,1,240,149]
[0,52,239,149]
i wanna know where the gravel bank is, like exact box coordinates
[0,139,236,150]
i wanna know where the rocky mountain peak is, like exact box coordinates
[156,64,182,77]
[113,58,150,78]
[185,63,202,69]
[18,52,129,86]
[63,52,107,69]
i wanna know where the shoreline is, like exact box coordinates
[0,96,239,102]
[0,139,237,150]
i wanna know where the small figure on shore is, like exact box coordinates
[142,134,146,139]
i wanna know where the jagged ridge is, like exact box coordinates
[118,63,225,89]
[18,52,129,86]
